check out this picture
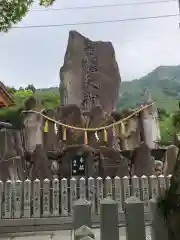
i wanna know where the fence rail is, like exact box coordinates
[0,174,171,219]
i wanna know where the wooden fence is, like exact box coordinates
[0,174,171,220]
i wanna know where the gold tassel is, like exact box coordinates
[62,127,67,140]
[104,129,108,142]
[44,120,48,133]
[84,131,88,145]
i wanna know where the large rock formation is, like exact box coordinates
[60,31,121,114]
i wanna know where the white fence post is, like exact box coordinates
[131,175,140,199]
[4,180,12,219]
[61,178,68,216]
[70,177,77,215]
[88,177,96,215]
[79,177,86,199]
[149,175,158,199]
[14,180,22,218]
[166,174,172,189]
[105,176,112,198]
[23,179,31,218]
[43,178,50,217]
[96,177,103,215]
[114,176,123,213]
[33,179,41,218]
[0,180,4,218]
[140,175,149,213]
[122,176,130,208]
[158,174,166,196]
[52,178,59,216]
[0,175,171,223]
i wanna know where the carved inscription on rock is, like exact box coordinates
[81,38,100,110]
[71,155,85,176]
[60,31,121,114]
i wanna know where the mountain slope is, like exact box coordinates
[117,65,180,112]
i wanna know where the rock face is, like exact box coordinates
[163,144,178,176]
[132,142,154,177]
[60,31,121,114]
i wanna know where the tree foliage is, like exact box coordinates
[0,86,60,128]
[25,84,36,93]
[0,0,56,32]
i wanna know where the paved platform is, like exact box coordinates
[0,227,151,240]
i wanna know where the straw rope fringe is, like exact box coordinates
[22,103,153,132]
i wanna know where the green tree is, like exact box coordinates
[0,106,24,128]
[26,84,36,93]
[13,89,33,106]
[158,108,169,120]
[0,0,55,32]
[7,87,16,94]
[0,87,60,127]
[159,116,174,143]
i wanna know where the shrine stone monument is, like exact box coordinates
[59,30,121,114]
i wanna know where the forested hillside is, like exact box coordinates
[116,65,180,112]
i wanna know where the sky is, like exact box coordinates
[0,0,180,88]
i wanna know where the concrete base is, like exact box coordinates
[0,213,150,234]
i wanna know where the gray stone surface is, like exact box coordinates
[73,199,92,230]
[74,225,95,240]
[100,198,119,240]
[124,197,146,240]
[132,142,153,177]
[163,144,178,176]
[60,30,121,114]
[0,227,151,240]
[149,199,168,240]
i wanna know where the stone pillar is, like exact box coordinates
[163,145,178,176]
[124,197,146,240]
[24,113,44,152]
[132,142,153,177]
[152,101,161,144]
[146,89,161,146]
[149,199,169,240]
[141,107,154,148]
[141,102,161,149]
[100,198,119,240]
[73,198,92,230]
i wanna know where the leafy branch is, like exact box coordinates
[0,0,55,32]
